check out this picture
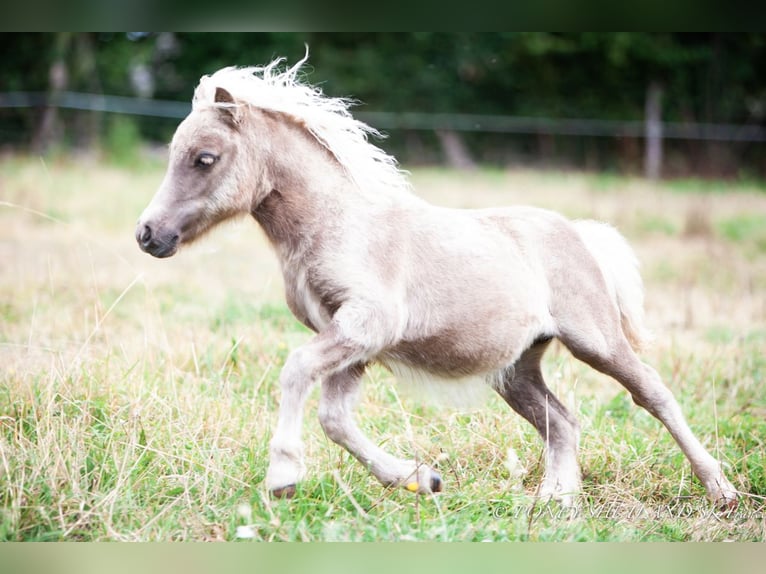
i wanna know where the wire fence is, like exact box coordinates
[3,90,766,143]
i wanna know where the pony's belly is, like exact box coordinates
[382,334,517,379]
[380,358,499,407]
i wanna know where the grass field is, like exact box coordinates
[1,154,765,541]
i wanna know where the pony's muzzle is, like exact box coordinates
[135,222,179,258]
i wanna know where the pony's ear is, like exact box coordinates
[214,87,235,104]
[214,87,241,126]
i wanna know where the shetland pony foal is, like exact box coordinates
[136,56,737,508]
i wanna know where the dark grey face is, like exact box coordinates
[135,109,241,258]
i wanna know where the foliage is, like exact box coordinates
[2,33,766,175]
[104,116,141,166]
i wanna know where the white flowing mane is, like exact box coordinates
[192,53,411,195]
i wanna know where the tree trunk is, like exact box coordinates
[644,81,663,181]
[32,33,71,154]
[436,129,476,170]
[72,33,102,150]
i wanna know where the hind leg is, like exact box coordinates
[561,328,738,507]
[496,339,582,506]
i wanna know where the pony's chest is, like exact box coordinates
[281,267,335,333]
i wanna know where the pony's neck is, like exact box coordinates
[250,112,357,252]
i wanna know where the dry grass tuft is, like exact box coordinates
[682,201,714,239]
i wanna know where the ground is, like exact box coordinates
[1,155,764,541]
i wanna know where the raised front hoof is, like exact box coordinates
[270,484,297,499]
[403,470,443,495]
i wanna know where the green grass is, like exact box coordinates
[718,214,766,256]
[663,177,766,195]
[1,155,765,541]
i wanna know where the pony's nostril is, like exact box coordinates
[136,223,180,258]
[139,225,152,245]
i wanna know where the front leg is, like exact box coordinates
[319,364,443,494]
[265,325,352,496]
[265,300,443,497]
[266,307,387,497]
[264,345,311,497]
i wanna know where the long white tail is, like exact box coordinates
[573,220,652,352]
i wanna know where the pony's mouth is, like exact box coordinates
[144,240,178,258]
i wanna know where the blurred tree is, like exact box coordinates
[2,33,765,176]
[31,33,68,154]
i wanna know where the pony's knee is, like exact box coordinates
[318,400,349,445]
[279,346,316,390]
[279,337,343,389]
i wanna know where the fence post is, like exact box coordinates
[644,81,663,180]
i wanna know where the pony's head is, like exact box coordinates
[135,81,266,258]
[136,52,408,258]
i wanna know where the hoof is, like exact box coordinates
[717,494,739,513]
[404,471,443,494]
[270,484,297,499]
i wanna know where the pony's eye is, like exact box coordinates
[195,153,218,168]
